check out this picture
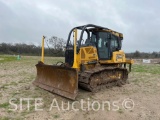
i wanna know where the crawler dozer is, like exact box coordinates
[33,24,134,100]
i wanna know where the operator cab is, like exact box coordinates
[65,24,123,66]
[91,31,122,60]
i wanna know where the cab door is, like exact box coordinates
[96,32,110,60]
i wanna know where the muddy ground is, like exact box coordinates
[0,56,160,120]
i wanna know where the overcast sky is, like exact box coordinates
[0,0,160,52]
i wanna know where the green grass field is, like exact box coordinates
[0,55,17,63]
[132,64,160,74]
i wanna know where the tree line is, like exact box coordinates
[126,50,160,59]
[0,36,66,57]
[0,42,65,56]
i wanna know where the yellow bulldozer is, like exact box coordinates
[33,24,134,100]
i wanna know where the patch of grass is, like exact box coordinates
[18,80,26,83]
[53,114,60,119]
[0,75,6,78]
[7,109,13,113]
[28,105,35,112]
[12,92,20,97]
[0,117,10,120]
[0,55,17,63]
[21,111,30,116]
[10,81,18,86]
[132,64,160,74]
[20,105,35,116]
[0,84,10,90]
[0,82,18,90]
[93,103,100,110]
[89,95,95,100]
[20,111,29,116]
[0,102,10,109]
[21,71,28,74]
[34,87,41,90]
[118,108,124,114]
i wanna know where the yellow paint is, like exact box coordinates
[41,36,45,63]
[74,46,98,70]
[99,50,134,64]
[71,31,98,70]
[72,46,134,71]
[72,29,79,68]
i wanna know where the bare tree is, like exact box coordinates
[48,36,66,51]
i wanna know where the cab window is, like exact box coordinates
[111,35,118,48]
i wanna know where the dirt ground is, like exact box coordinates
[0,56,160,120]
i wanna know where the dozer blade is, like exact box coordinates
[33,62,78,100]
